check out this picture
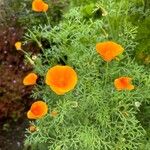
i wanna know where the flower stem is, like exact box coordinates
[28,29,48,60]
[20,49,35,65]
[104,62,109,86]
[44,11,51,27]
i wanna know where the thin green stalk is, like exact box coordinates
[20,49,35,65]
[44,11,51,27]
[101,26,108,38]
[28,29,48,61]
[104,62,109,86]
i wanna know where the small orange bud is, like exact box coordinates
[15,42,22,50]
[23,73,38,86]
[32,0,49,12]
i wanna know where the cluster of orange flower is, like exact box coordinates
[15,41,134,120]
[14,1,135,122]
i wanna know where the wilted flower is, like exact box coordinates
[23,73,38,85]
[32,0,48,12]
[96,41,124,62]
[29,125,37,132]
[45,65,78,95]
[27,101,48,119]
[114,77,134,91]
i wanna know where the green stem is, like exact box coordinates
[101,26,108,38]
[104,62,109,86]
[20,49,35,65]
[44,11,51,27]
[28,29,48,61]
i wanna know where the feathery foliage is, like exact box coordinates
[24,0,150,149]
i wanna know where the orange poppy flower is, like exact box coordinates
[23,73,38,85]
[45,65,78,95]
[114,77,134,91]
[96,41,124,62]
[15,42,22,50]
[27,101,48,119]
[32,0,48,12]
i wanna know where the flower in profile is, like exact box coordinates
[15,42,22,50]
[45,65,78,95]
[23,73,38,85]
[32,0,48,12]
[114,77,134,91]
[27,101,48,119]
[96,41,124,62]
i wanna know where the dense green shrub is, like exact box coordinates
[24,1,150,149]
[129,0,150,65]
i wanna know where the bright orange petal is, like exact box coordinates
[45,65,78,95]
[32,0,43,12]
[114,78,122,91]
[32,0,48,12]
[96,41,124,62]
[114,77,134,91]
[27,110,37,119]
[27,101,48,119]
[23,73,38,85]
[43,3,48,12]
[30,101,48,116]
[127,84,135,90]
[50,85,68,95]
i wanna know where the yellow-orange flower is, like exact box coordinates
[23,73,38,85]
[32,0,48,12]
[45,65,78,95]
[15,42,22,50]
[27,101,48,119]
[114,77,134,91]
[96,41,124,62]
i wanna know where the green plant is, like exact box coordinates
[24,0,150,149]
[129,0,150,65]
[0,0,68,28]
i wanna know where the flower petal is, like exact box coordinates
[27,101,48,119]
[45,65,78,95]
[96,41,124,62]
[23,73,38,85]
[114,77,134,91]
[32,0,48,12]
